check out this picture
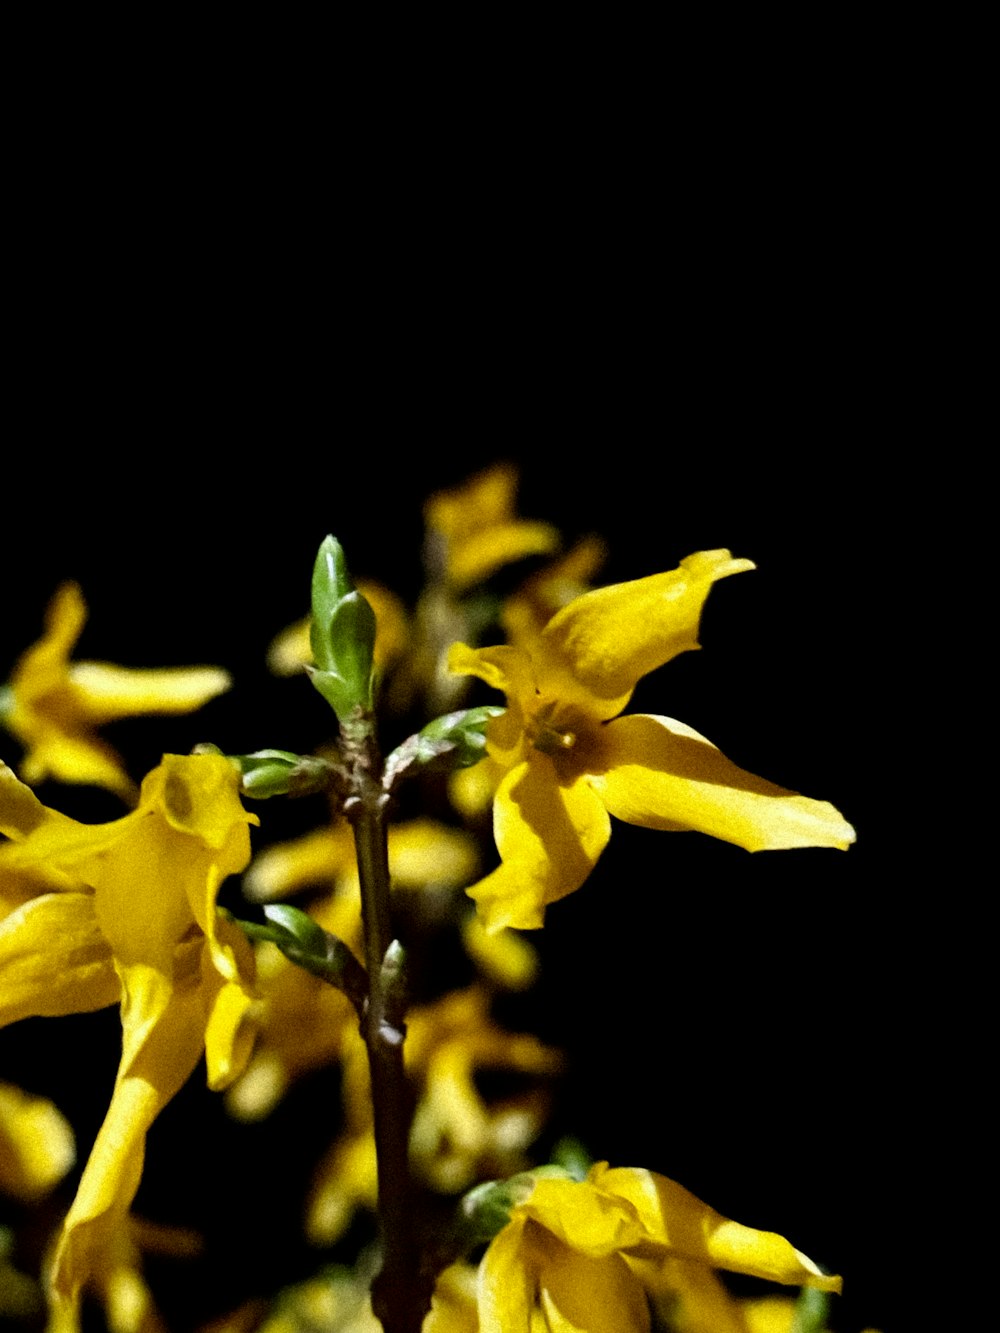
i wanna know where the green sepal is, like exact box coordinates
[0,685,14,724]
[308,537,376,723]
[382,706,505,791]
[224,904,368,1015]
[550,1136,593,1182]
[232,749,335,799]
[790,1287,832,1333]
[457,1166,571,1247]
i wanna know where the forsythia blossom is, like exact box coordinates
[449,551,855,932]
[0,753,258,1318]
[1,583,230,800]
[471,1162,841,1332]
[423,463,560,591]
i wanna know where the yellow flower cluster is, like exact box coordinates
[0,754,257,1321]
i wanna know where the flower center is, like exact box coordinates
[527,700,582,760]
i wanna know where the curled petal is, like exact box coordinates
[201,921,257,1091]
[539,551,755,717]
[468,758,611,932]
[589,715,855,852]
[594,1165,842,1293]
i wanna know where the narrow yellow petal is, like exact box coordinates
[51,963,206,1308]
[0,760,75,839]
[468,758,611,932]
[595,1166,842,1293]
[539,551,755,717]
[67,662,230,721]
[448,521,561,590]
[243,824,357,901]
[589,715,855,852]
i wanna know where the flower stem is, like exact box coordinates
[341,713,430,1333]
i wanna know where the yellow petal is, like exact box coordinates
[0,894,118,1026]
[0,1081,75,1201]
[6,585,231,801]
[461,915,539,990]
[635,1255,751,1333]
[523,1178,647,1257]
[424,1263,479,1333]
[447,522,561,590]
[589,715,855,852]
[467,758,611,932]
[535,1240,650,1333]
[0,760,75,839]
[201,923,258,1091]
[594,1165,842,1293]
[242,824,356,901]
[66,662,230,722]
[539,551,755,717]
[425,463,560,589]
[51,961,207,1309]
[477,1214,537,1329]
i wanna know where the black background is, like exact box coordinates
[1,103,900,1328]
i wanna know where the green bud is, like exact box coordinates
[232,749,334,799]
[379,939,408,1029]
[383,706,505,791]
[308,536,376,723]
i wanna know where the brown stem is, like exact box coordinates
[342,714,431,1333]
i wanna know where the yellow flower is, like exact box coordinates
[424,464,560,591]
[477,1162,841,1332]
[0,753,258,1318]
[449,550,855,932]
[0,1082,75,1203]
[2,583,231,800]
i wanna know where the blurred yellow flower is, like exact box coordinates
[306,988,562,1245]
[0,754,258,1319]
[450,551,855,932]
[0,1082,75,1203]
[477,1163,841,1332]
[230,818,482,1123]
[424,464,559,591]
[1,583,230,800]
